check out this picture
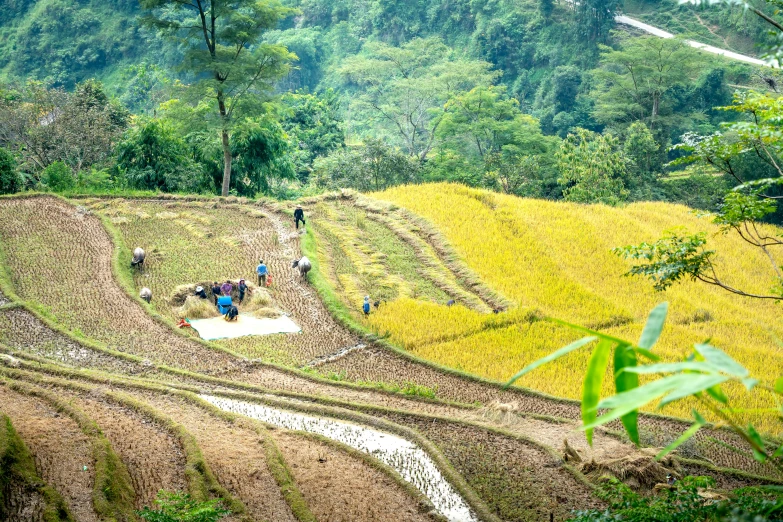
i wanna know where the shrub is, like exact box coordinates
[137,491,229,522]
[568,477,783,522]
[0,148,21,194]
[76,168,118,193]
[41,162,75,192]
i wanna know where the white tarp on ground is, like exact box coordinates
[189,314,301,341]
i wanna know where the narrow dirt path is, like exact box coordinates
[694,13,731,49]
[0,386,98,522]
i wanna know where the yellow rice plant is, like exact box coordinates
[371,183,783,432]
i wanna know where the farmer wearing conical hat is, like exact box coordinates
[294,205,306,230]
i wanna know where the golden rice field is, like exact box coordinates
[355,183,783,431]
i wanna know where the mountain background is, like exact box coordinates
[2,0,781,211]
[1,0,775,110]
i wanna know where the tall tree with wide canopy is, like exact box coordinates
[140,0,295,196]
[339,38,497,162]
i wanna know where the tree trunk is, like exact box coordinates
[652,95,660,122]
[218,90,231,197]
[221,129,232,197]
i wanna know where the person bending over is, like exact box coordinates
[225,305,239,322]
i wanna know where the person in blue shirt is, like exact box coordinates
[256,260,268,286]
[363,295,371,316]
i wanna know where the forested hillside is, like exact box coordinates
[1,0,781,209]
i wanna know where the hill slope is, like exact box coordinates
[305,184,782,431]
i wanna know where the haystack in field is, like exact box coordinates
[177,295,219,319]
[244,287,272,311]
[576,447,680,489]
[251,307,282,319]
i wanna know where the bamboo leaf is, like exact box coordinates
[583,339,614,445]
[694,344,749,377]
[614,344,639,445]
[657,417,705,460]
[622,361,719,374]
[505,336,597,388]
[583,374,693,430]
[706,385,728,404]
[638,302,669,349]
[632,347,660,362]
[747,424,767,462]
[660,374,730,407]
[741,378,759,391]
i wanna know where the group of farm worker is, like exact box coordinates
[193,279,251,305]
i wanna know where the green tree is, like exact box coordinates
[0,81,128,176]
[279,91,345,183]
[231,117,295,196]
[311,139,419,191]
[40,161,75,192]
[574,0,621,42]
[483,154,550,197]
[617,91,783,300]
[556,128,629,205]
[438,86,548,161]
[0,147,21,195]
[623,121,661,197]
[140,0,296,196]
[539,0,555,19]
[592,37,702,137]
[339,37,497,161]
[115,119,207,193]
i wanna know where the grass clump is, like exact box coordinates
[250,307,281,319]
[176,296,219,320]
[244,288,272,311]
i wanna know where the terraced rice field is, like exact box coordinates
[302,187,783,432]
[0,193,779,522]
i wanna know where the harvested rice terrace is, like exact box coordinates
[0,193,779,522]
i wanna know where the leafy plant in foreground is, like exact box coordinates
[507,302,783,473]
[569,477,783,522]
[616,92,783,301]
[137,491,229,522]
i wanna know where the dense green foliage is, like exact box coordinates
[0,0,781,206]
[0,147,21,194]
[569,477,783,522]
[137,491,229,522]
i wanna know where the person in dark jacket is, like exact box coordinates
[363,295,371,316]
[211,282,221,305]
[225,305,239,322]
[294,206,306,230]
[195,286,207,299]
[238,279,248,303]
